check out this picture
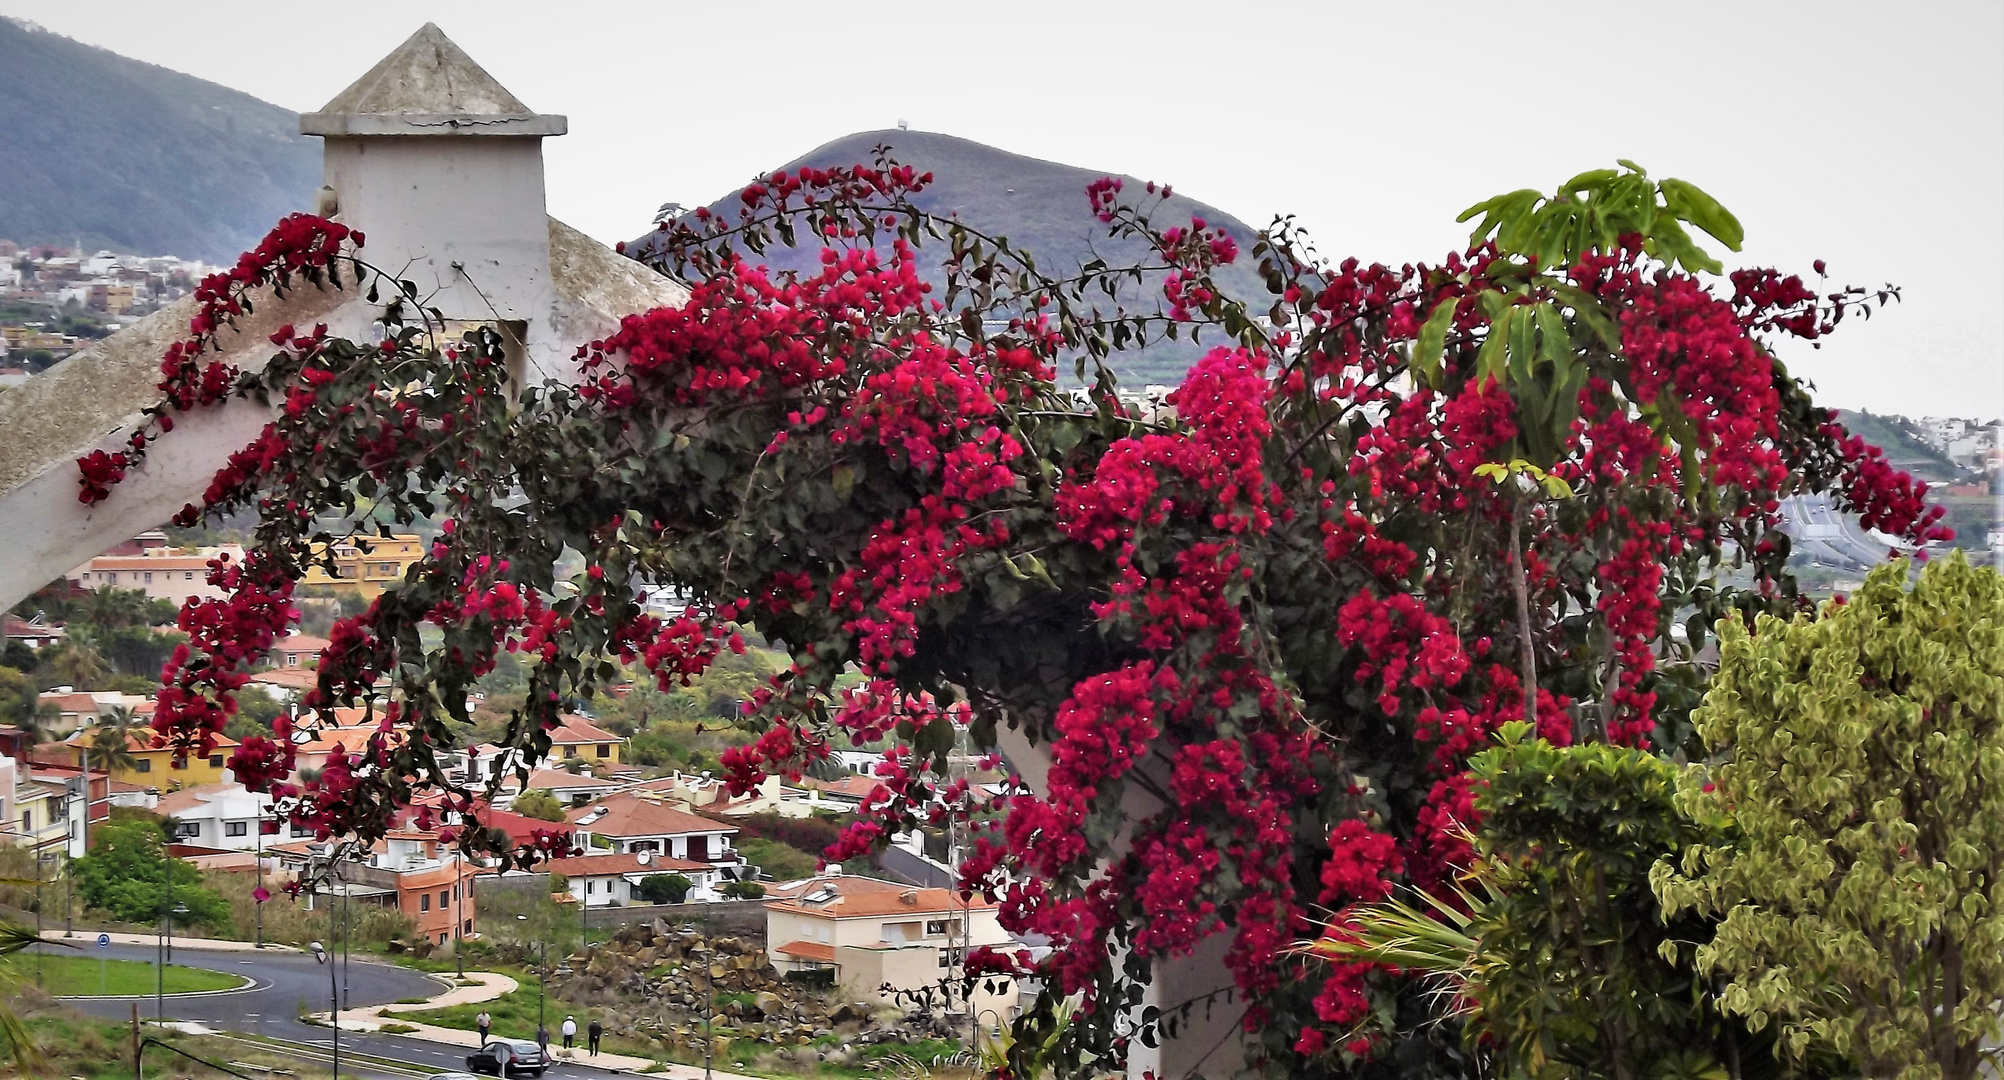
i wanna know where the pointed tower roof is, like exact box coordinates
[300,24,566,137]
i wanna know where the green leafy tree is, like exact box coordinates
[636,873,692,904]
[0,666,54,740]
[1319,727,1820,1080]
[511,789,567,822]
[70,817,229,930]
[1654,555,2004,1080]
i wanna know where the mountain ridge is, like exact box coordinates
[630,128,1279,386]
[0,17,320,263]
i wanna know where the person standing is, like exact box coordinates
[587,1017,603,1056]
[536,1022,550,1056]
[561,1015,577,1050]
[476,1010,491,1045]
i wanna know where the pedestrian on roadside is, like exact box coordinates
[587,1017,603,1055]
[476,1010,491,1045]
[561,1015,577,1049]
[537,1022,550,1055]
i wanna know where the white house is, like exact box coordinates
[565,792,749,882]
[543,850,720,906]
[764,875,1017,1018]
[156,782,275,850]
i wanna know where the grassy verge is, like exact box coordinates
[0,953,239,995]
[13,1010,335,1080]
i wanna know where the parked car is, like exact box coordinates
[465,1039,547,1077]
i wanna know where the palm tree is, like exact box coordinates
[87,707,144,776]
[42,640,105,692]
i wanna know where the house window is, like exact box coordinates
[925,920,950,936]
[184,571,193,580]
[596,744,610,758]
[563,746,578,758]
[171,756,186,770]
[586,879,596,895]
[440,888,450,907]
[173,822,200,839]
[286,655,299,667]
[135,759,151,773]
[464,918,472,935]
[208,754,223,768]
[144,572,153,584]
[19,811,28,832]
[420,893,431,912]
[291,823,311,837]
[226,822,248,837]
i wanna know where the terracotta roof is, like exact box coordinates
[774,940,835,963]
[519,768,619,790]
[155,782,256,815]
[765,875,995,919]
[274,633,332,654]
[41,692,102,714]
[567,794,735,839]
[803,775,881,800]
[66,727,237,753]
[551,714,620,744]
[249,668,317,689]
[544,852,709,877]
[83,554,218,571]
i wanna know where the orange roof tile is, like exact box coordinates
[551,714,620,744]
[774,940,835,963]
[274,633,332,654]
[765,875,995,919]
[567,793,735,838]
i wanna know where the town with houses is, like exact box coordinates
[0,238,220,385]
[0,520,1019,1053]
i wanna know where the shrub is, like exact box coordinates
[636,873,692,904]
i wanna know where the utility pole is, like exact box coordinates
[454,852,465,978]
[703,900,713,1080]
[254,798,264,949]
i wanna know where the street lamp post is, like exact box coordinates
[312,940,337,1080]
[515,914,547,1034]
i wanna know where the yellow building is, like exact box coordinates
[66,729,238,789]
[298,534,426,598]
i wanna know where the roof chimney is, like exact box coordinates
[299,24,565,331]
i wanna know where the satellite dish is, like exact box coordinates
[897,118,909,131]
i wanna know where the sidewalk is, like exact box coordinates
[40,929,298,952]
[321,971,763,1079]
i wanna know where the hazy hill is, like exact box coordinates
[629,129,1276,386]
[0,18,319,263]
[1834,410,1964,482]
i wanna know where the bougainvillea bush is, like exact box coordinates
[83,156,1944,1078]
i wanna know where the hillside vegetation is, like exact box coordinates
[0,18,319,262]
[1835,410,1963,482]
[632,128,1276,386]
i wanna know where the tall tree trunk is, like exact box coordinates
[1507,494,1537,726]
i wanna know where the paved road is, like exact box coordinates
[34,940,619,1079]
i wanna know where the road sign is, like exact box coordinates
[96,933,109,949]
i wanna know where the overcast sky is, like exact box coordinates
[6,0,2000,418]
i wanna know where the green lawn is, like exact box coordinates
[0,953,241,995]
